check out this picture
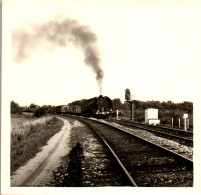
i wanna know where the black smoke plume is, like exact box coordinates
[12,18,104,95]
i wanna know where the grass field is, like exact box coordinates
[11,114,64,175]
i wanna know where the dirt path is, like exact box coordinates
[11,117,72,186]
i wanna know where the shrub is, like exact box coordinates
[34,107,46,118]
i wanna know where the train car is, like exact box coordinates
[61,105,69,114]
[55,105,63,114]
[71,105,81,115]
[66,95,112,118]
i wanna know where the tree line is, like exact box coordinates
[112,98,193,128]
[112,99,193,114]
[11,99,193,126]
[11,99,193,115]
[10,101,56,117]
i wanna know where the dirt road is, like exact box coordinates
[11,117,72,186]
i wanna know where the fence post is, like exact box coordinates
[184,118,187,131]
[179,118,180,128]
[187,118,189,129]
[116,110,119,120]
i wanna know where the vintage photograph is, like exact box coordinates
[1,0,201,194]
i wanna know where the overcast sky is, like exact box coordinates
[2,0,201,106]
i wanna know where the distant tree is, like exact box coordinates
[11,101,22,114]
[30,103,38,108]
[134,100,141,110]
[112,98,123,110]
[40,105,56,114]
[122,101,130,110]
[182,101,193,114]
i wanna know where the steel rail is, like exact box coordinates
[115,119,193,136]
[111,124,193,165]
[63,115,193,186]
[107,119,193,146]
[68,116,193,167]
[78,118,138,187]
[81,117,193,166]
[67,115,193,166]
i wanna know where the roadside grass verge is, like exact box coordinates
[11,115,64,175]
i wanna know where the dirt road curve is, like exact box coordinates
[11,117,72,187]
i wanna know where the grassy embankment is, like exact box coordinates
[11,114,64,175]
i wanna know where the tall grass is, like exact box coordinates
[11,115,52,141]
[11,114,64,175]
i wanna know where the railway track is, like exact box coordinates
[57,115,132,186]
[107,119,193,147]
[69,116,193,187]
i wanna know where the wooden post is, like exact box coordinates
[179,118,180,128]
[183,114,188,131]
[131,102,134,121]
[187,118,189,130]
[184,118,187,131]
[116,110,119,120]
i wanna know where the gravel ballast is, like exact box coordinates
[50,116,127,187]
[96,119,193,160]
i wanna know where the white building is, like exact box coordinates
[145,108,160,125]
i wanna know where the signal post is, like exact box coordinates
[131,101,135,121]
[125,88,135,121]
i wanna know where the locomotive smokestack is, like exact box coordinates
[12,17,104,94]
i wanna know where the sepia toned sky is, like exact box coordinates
[2,0,201,106]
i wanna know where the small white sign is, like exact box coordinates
[183,113,188,118]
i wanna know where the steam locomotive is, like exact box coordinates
[60,95,113,119]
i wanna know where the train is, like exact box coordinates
[58,95,113,119]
